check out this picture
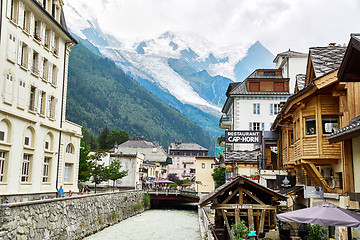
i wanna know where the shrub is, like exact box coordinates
[307,224,328,240]
[144,193,151,207]
[232,220,252,240]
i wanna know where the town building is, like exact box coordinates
[0,0,81,200]
[168,142,208,180]
[114,138,170,180]
[194,156,216,194]
[272,42,360,239]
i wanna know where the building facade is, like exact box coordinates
[168,142,208,180]
[194,156,215,194]
[0,0,81,199]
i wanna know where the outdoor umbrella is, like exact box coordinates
[153,179,174,184]
[277,203,360,227]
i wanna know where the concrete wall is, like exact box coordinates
[0,190,146,240]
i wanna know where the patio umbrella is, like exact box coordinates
[277,203,360,227]
[153,179,174,184]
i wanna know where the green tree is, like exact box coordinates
[307,224,328,240]
[97,128,110,150]
[105,159,128,191]
[212,167,226,186]
[83,129,97,150]
[105,130,129,149]
[78,139,92,183]
[89,150,108,193]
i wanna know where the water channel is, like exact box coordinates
[84,208,201,240]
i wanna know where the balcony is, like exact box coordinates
[182,161,194,164]
[219,114,231,129]
[182,173,193,178]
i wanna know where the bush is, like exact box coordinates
[232,220,252,240]
[307,224,328,240]
[144,193,151,207]
[132,203,143,212]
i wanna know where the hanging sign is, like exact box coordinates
[304,186,324,199]
[225,131,262,144]
[276,175,296,189]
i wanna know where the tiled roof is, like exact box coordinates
[274,50,307,63]
[224,150,260,164]
[119,138,157,148]
[296,74,306,91]
[230,81,290,96]
[309,45,346,78]
[169,142,208,151]
[326,118,360,142]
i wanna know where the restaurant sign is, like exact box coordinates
[225,131,262,144]
[276,175,296,189]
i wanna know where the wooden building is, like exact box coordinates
[272,45,348,193]
[199,176,286,240]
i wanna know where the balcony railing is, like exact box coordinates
[219,114,231,129]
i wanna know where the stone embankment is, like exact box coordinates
[0,190,146,240]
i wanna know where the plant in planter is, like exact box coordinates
[307,224,328,240]
[232,220,252,240]
[251,174,260,180]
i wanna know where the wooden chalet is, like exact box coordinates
[199,176,286,240]
[272,45,349,193]
[326,34,360,200]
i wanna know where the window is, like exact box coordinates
[0,152,6,182]
[45,27,50,48]
[18,41,29,68]
[0,132,4,141]
[42,157,50,182]
[305,117,316,135]
[45,141,49,150]
[249,122,264,131]
[249,82,260,91]
[289,131,294,145]
[322,117,338,134]
[52,65,57,85]
[38,91,46,115]
[270,103,281,115]
[29,86,36,111]
[24,137,30,146]
[32,51,39,75]
[7,0,18,22]
[202,163,205,169]
[253,103,260,114]
[7,33,17,62]
[54,36,59,55]
[64,163,71,182]
[34,19,41,41]
[21,154,31,182]
[4,73,14,104]
[48,95,57,119]
[24,127,33,147]
[183,164,186,169]
[66,144,73,153]
[18,80,26,109]
[42,58,49,80]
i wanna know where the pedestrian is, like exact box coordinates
[12,197,18,203]
[85,185,91,193]
[1,197,9,204]
[58,185,64,197]
[69,190,73,197]
[81,186,86,194]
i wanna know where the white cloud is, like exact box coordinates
[63,0,360,54]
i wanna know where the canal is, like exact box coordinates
[83,207,201,240]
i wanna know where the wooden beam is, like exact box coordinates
[212,204,276,210]
[222,210,235,240]
[222,188,239,204]
[242,189,265,205]
[235,209,240,224]
[259,210,266,234]
[226,212,261,217]
[239,187,243,204]
[248,209,254,230]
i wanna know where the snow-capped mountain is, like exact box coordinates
[63,2,275,137]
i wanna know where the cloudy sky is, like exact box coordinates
[64,0,360,54]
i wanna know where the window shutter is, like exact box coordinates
[249,122,253,131]
[18,80,26,109]
[29,12,35,36]
[49,30,54,50]
[6,0,12,19]
[258,103,260,114]
[48,63,53,83]
[41,23,46,45]
[54,98,58,120]
[17,40,22,65]
[18,2,24,28]
[5,74,14,103]
[47,95,51,118]
[39,56,44,78]
[37,90,42,114]
[7,34,16,62]
[261,122,265,131]
[253,103,256,114]
[27,47,32,70]
[270,103,273,115]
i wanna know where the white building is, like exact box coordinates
[168,142,208,180]
[273,50,308,94]
[0,0,81,200]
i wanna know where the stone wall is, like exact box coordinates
[0,190,146,240]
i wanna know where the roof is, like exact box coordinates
[296,74,306,91]
[326,116,360,143]
[224,150,260,164]
[337,33,360,82]
[169,142,208,151]
[279,185,304,195]
[229,80,290,96]
[309,45,346,78]
[247,69,285,79]
[273,49,308,63]
[119,138,157,148]
[199,176,286,207]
